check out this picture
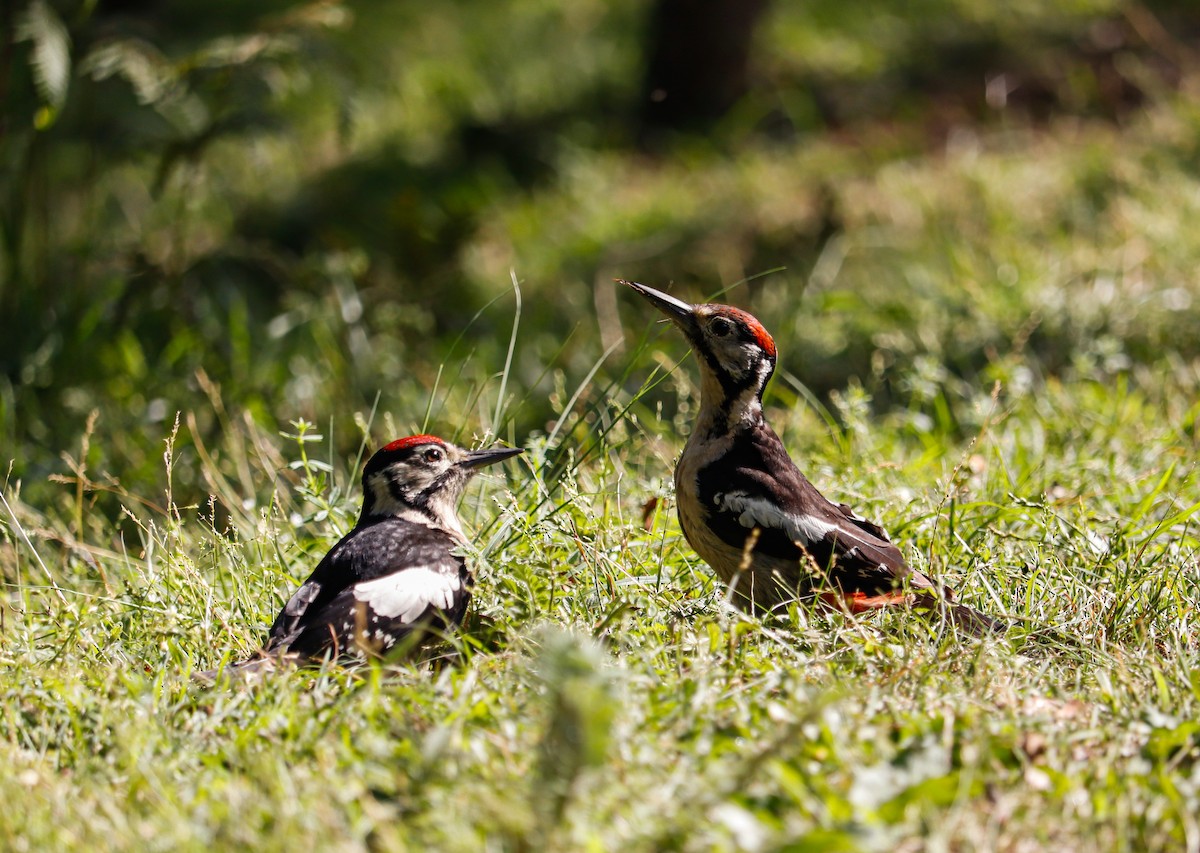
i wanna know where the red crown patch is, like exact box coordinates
[381,434,447,453]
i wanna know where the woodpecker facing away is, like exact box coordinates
[621,280,1002,634]
[202,436,523,678]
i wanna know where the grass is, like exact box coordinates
[3,313,1199,849]
[5,3,1200,847]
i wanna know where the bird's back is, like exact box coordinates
[266,517,471,659]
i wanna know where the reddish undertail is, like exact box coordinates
[819,591,1006,637]
[819,591,910,612]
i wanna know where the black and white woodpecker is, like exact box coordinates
[205,435,523,677]
[621,280,1001,634]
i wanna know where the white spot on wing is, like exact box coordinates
[717,493,846,545]
[352,567,462,624]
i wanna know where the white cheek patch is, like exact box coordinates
[722,342,765,380]
[352,567,462,624]
[715,344,748,381]
[716,493,841,545]
[369,476,408,517]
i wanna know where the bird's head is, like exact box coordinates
[359,435,523,534]
[622,280,777,425]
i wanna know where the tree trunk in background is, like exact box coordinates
[638,0,769,142]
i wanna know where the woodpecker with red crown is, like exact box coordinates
[621,280,1002,634]
[201,435,522,678]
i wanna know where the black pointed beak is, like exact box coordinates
[459,446,524,470]
[619,280,698,329]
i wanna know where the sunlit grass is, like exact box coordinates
[3,308,1199,848]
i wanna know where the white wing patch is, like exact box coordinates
[715,492,844,545]
[352,567,462,623]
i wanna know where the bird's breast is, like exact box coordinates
[673,433,811,608]
[674,436,744,576]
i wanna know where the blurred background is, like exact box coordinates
[3,0,1200,518]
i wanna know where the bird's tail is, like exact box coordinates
[939,600,1008,637]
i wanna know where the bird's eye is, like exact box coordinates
[710,317,734,337]
[423,448,444,463]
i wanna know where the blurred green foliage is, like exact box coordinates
[2,0,1200,521]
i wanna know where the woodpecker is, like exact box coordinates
[621,280,1002,634]
[203,435,523,678]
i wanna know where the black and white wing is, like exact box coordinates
[277,562,470,659]
[696,421,933,595]
[265,518,471,658]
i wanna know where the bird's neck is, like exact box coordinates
[418,490,469,543]
[693,366,767,439]
[360,480,468,542]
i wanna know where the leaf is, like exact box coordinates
[80,39,176,106]
[1143,720,1200,765]
[877,772,981,824]
[16,0,72,117]
[849,740,951,818]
